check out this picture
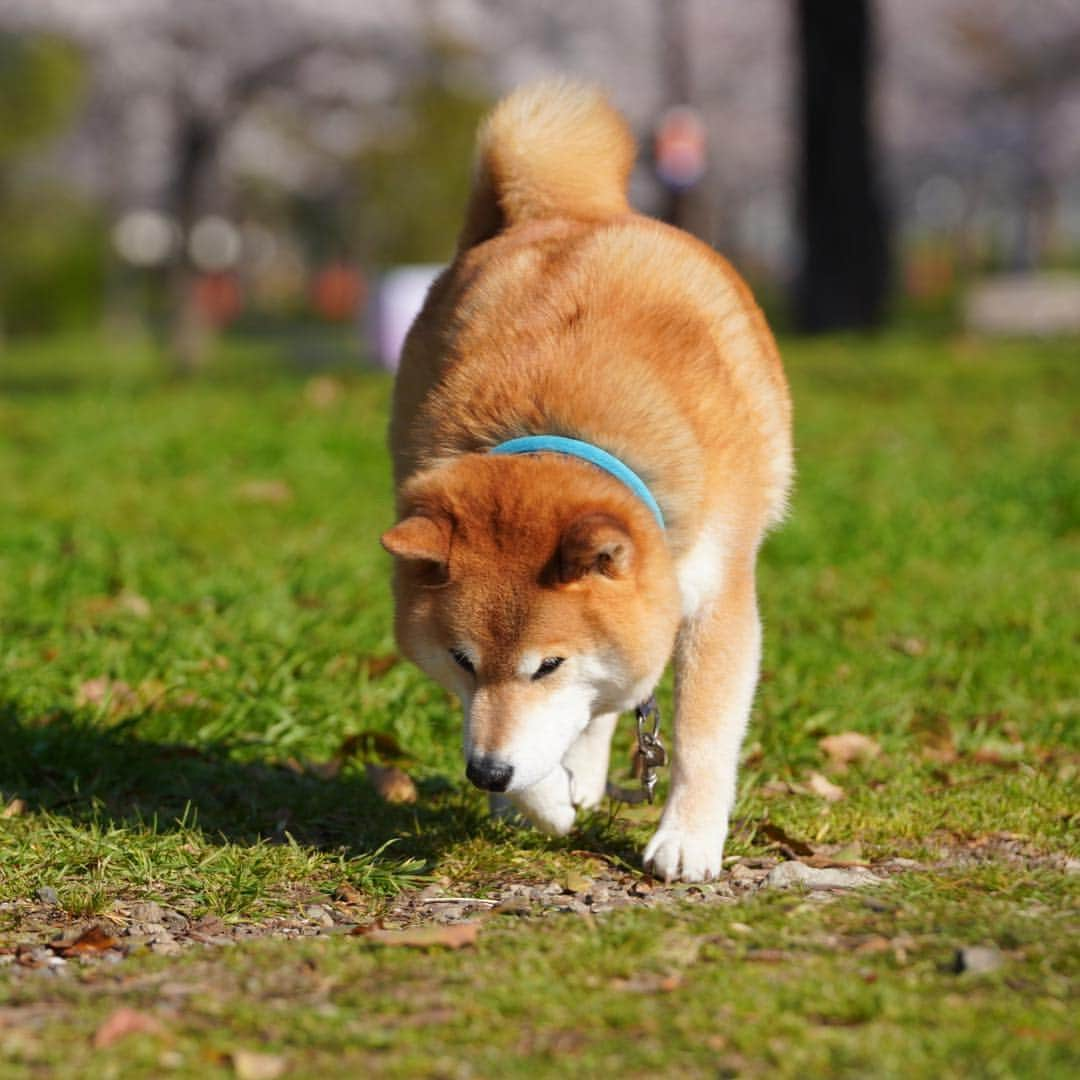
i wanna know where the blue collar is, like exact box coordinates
[489,435,666,530]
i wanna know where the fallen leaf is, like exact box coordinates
[52,925,118,957]
[364,763,418,804]
[75,677,142,719]
[819,732,881,770]
[79,591,151,620]
[755,822,815,856]
[854,935,892,955]
[805,772,845,802]
[759,778,797,798]
[92,1008,163,1049]
[355,921,480,950]
[339,729,414,764]
[361,654,400,679]
[235,479,293,505]
[231,1050,287,1080]
[2,798,26,819]
[331,883,365,905]
[972,744,1022,767]
[889,635,927,657]
[136,679,169,710]
[562,871,594,894]
[745,948,791,963]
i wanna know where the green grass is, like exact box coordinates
[1,329,1077,1076]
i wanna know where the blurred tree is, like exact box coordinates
[793,0,891,332]
[0,32,79,161]
[0,32,98,338]
[353,71,490,265]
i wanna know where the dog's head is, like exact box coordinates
[382,454,679,793]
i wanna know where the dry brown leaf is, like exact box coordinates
[854,935,892,955]
[802,854,869,869]
[889,635,927,657]
[231,1050,287,1080]
[2,798,26,819]
[921,736,959,764]
[972,744,1022,767]
[77,677,145,717]
[235,479,293,505]
[332,883,365,905]
[755,821,815,856]
[819,732,881,770]
[745,949,791,963]
[759,778,797,798]
[338,730,414,764]
[355,921,480,950]
[365,763,418,804]
[52,925,118,957]
[136,679,169,710]
[92,1008,163,1049]
[361,654,400,679]
[805,772,845,802]
[79,591,152,620]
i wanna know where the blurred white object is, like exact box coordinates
[373,264,443,371]
[189,215,241,272]
[112,209,175,267]
[965,274,1080,336]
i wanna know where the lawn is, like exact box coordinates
[0,329,1077,1077]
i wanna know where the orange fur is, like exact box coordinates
[383,80,793,881]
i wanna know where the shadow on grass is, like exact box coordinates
[0,702,486,867]
[0,702,646,874]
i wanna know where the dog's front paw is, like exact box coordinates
[643,815,727,883]
[510,766,577,836]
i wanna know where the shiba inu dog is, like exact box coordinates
[382,81,792,882]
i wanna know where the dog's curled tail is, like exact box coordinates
[458,80,635,250]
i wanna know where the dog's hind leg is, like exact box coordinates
[563,712,618,810]
[643,552,760,882]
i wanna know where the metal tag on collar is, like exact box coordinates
[635,695,666,803]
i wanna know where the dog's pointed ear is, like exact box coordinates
[558,514,633,583]
[381,515,450,565]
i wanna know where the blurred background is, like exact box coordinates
[0,0,1078,373]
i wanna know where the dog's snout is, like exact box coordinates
[466,755,514,792]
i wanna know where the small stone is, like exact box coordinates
[953,946,1003,975]
[763,861,882,891]
[303,905,335,928]
[36,886,59,905]
[730,863,764,883]
[159,909,189,932]
[129,901,164,923]
[150,938,182,956]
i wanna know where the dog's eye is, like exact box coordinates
[449,648,475,674]
[532,656,565,680]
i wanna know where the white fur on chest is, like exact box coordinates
[675,520,725,619]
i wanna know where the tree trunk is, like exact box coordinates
[166,114,220,374]
[794,0,890,332]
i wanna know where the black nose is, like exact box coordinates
[466,756,513,792]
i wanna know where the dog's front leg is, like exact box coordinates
[644,559,761,882]
[563,712,618,810]
[508,763,577,836]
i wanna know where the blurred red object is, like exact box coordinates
[194,273,243,325]
[312,262,366,322]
